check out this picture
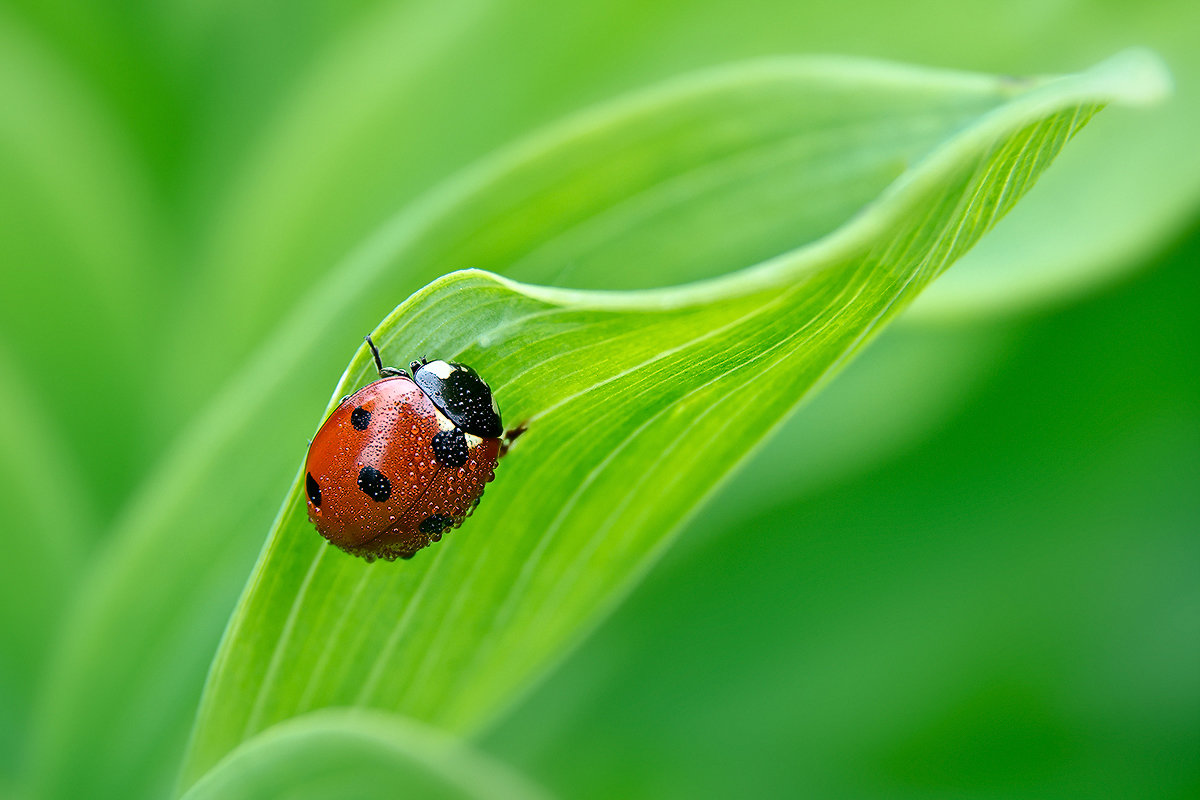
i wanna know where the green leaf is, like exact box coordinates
[39,52,1062,800]
[909,0,1200,317]
[0,12,166,513]
[0,348,90,782]
[483,227,1200,799]
[157,0,1200,414]
[181,710,547,800]
[178,50,1167,789]
[690,319,1011,534]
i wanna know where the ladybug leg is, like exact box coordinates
[499,421,528,458]
[364,335,408,379]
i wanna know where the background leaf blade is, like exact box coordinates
[181,710,548,800]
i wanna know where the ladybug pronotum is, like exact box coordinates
[304,336,508,562]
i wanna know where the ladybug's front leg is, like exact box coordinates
[499,421,528,459]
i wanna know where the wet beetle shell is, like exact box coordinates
[304,374,501,561]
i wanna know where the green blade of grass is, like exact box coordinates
[177,50,1168,790]
[181,710,547,800]
[0,12,166,515]
[0,348,90,783]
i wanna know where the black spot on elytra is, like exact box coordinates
[431,428,468,467]
[306,473,321,507]
[357,465,391,502]
[351,406,371,430]
[419,514,452,535]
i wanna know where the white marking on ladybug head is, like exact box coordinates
[464,432,483,449]
[424,360,455,379]
[432,407,458,433]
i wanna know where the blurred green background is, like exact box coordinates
[1,0,1197,798]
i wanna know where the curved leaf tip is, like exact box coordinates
[1082,47,1172,106]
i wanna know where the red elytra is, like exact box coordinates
[304,342,505,562]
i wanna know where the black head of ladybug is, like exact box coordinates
[411,359,503,439]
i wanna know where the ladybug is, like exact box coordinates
[304,336,510,562]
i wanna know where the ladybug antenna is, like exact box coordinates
[364,335,406,378]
